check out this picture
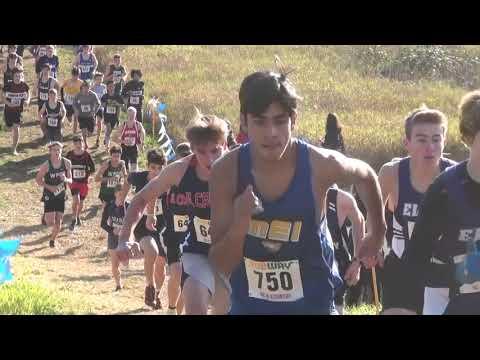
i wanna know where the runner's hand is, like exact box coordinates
[344,260,361,286]
[233,185,262,219]
[357,233,383,269]
[146,215,156,231]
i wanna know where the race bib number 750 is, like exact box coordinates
[245,258,304,302]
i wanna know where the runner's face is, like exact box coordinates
[111,152,121,165]
[245,101,295,161]
[405,123,445,163]
[133,74,140,81]
[107,84,114,94]
[193,141,227,172]
[114,58,120,66]
[148,163,163,177]
[81,86,88,95]
[42,68,50,77]
[72,73,79,80]
[114,190,123,202]
[48,92,57,102]
[128,110,136,121]
[47,48,53,57]
[73,140,83,152]
[49,145,62,159]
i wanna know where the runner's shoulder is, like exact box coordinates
[378,158,402,180]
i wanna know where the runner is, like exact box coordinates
[39,89,66,142]
[104,54,127,97]
[74,45,98,84]
[37,45,60,79]
[122,69,145,123]
[207,70,385,315]
[101,80,124,149]
[61,67,83,133]
[34,45,48,97]
[101,184,129,291]
[73,81,101,149]
[112,107,146,173]
[90,73,107,147]
[378,105,456,315]
[7,45,23,67]
[2,54,21,89]
[385,91,480,315]
[326,186,365,314]
[96,144,128,209]
[35,142,73,248]
[2,68,30,155]
[37,64,59,136]
[117,112,232,315]
[66,135,96,231]
[120,149,175,311]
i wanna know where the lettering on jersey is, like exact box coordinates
[402,203,419,217]
[81,104,91,113]
[245,258,304,302]
[169,192,209,209]
[248,219,302,243]
[111,216,124,228]
[458,228,480,243]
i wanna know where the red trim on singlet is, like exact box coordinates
[120,121,140,145]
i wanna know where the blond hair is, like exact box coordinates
[185,108,229,146]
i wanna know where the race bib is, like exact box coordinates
[79,65,90,73]
[73,169,86,179]
[245,258,304,302]
[106,106,116,114]
[113,72,122,83]
[123,137,136,147]
[130,96,140,105]
[107,177,119,188]
[173,214,189,232]
[11,98,21,107]
[64,94,74,105]
[39,92,48,101]
[53,183,65,196]
[193,216,211,244]
[81,104,91,113]
[47,117,58,127]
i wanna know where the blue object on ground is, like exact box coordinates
[0,239,21,285]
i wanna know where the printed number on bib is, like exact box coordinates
[47,117,58,127]
[106,106,116,114]
[107,177,119,188]
[81,104,91,113]
[130,96,140,105]
[173,214,189,232]
[73,169,86,179]
[124,137,136,146]
[193,217,211,244]
[39,92,48,101]
[11,98,21,106]
[64,94,74,105]
[53,183,65,196]
[245,258,304,302]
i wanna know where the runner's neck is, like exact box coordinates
[251,139,296,174]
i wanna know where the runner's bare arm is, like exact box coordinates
[92,54,98,74]
[209,151,254,276]
[111,123,124,144]
[312,147,386,260]
[118,161,185,244]
[73,54,80,67]
[53,79,60,93]
[59,102,66,123]
[338,190,365,258]
[25,89,30,106]
[38,103,46,118]
[63,159,73,184]
[378,161,398,209]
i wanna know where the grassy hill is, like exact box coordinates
[1,45,478,315]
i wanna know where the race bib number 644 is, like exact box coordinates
[245,258,304,302]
